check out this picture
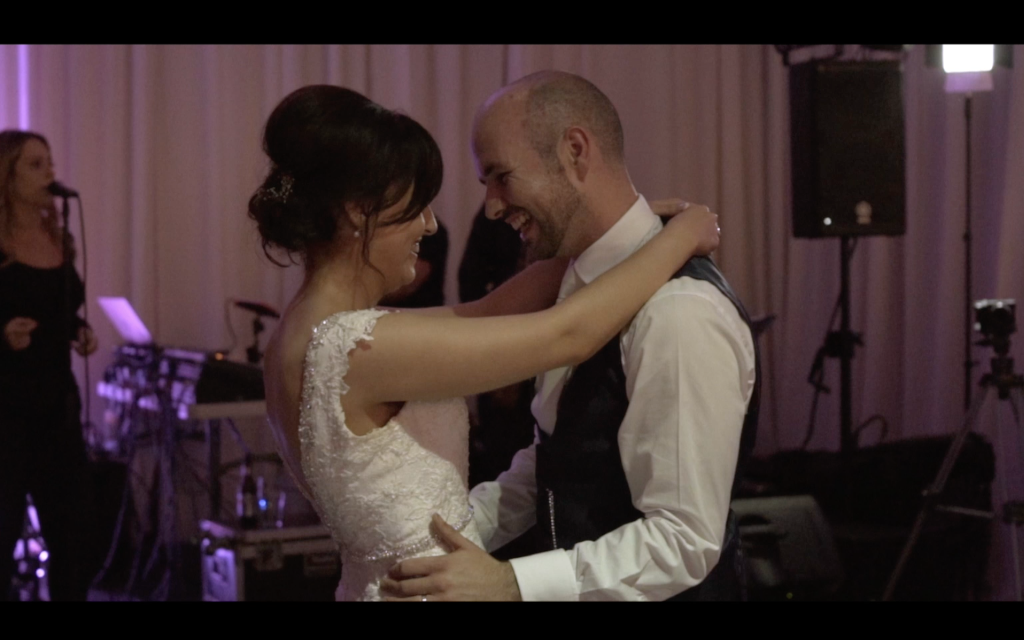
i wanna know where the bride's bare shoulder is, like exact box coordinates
[271,305,330,367]
[263,307,324,415]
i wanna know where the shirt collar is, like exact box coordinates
[571,194,662,286]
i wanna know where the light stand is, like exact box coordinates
[880,43,1021,602]
[927,45,1015,411]
[964,93,975,413]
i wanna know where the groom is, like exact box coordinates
[383,71,760,601]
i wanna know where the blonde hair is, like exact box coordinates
[0,129,62,263]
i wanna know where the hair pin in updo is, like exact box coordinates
[257,174,294,204]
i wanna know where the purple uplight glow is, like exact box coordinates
[17,44,30,129]
[39,551,49,562]
[35,568,45,579]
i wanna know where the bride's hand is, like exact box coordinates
[666,202,720,256]
[649,198,690,216]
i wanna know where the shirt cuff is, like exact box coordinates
[508,550,578,601]
[468,491,497,551]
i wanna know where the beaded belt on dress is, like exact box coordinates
[345,505,475,564]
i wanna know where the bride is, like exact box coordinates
[249,84,720,601]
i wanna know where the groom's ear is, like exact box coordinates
[559,126,591,186]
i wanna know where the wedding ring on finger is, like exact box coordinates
[421,596,428,602]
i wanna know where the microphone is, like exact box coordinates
[48,181,79,198]
[234,299,281,319]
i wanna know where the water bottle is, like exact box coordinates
[276,489,287,529]
[237,456,258,530]
[256,476,270,528]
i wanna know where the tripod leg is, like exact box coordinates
[1004,388,1024,601]
[883,385,991,601]
[1008,388,1022,431]
[1002,389,1024,486]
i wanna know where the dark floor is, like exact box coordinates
[9,435,1004,602]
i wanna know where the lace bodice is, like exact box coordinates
[298,309,480,601]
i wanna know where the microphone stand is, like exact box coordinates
[234,301,278,366]
[59,194,76,369]
[245,316,265,365]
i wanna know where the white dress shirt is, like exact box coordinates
[469,195,757,601]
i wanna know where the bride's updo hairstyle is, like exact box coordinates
[249,85,443,267]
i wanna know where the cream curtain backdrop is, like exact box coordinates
[1,44,1022,599]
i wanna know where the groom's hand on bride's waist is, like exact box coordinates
[380,514,522,602]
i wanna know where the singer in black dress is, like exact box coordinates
[0,130,99,601]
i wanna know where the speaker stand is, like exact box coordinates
[839,236,856,456]
[813,238,862,479]
[836,236,862,519]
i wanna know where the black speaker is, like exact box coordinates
[737,436,995,600]
[733,495,845,600]
[790,60,906,238]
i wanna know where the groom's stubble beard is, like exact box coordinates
[524,168,587,265]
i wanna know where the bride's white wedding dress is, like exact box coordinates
[298,309,481,601]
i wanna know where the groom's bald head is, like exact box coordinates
[524,71,623,167]
[475,70,625,170]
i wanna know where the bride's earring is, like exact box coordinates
[354,229,361,238]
